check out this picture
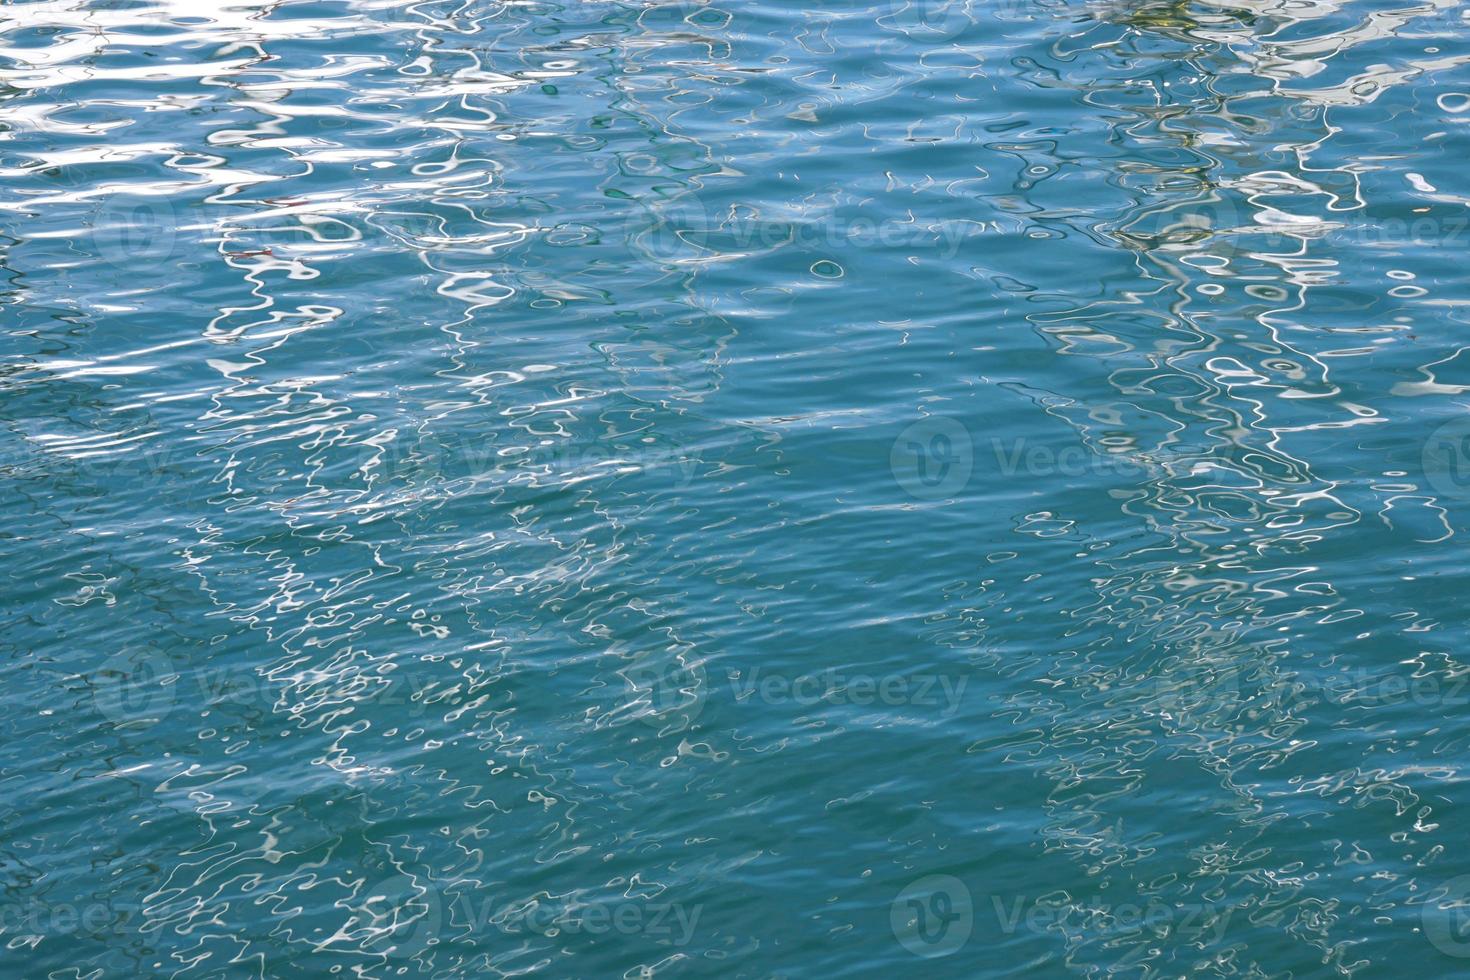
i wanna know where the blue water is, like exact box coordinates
[6,0,1470,976]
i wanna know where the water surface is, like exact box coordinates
[5,0,1470,976]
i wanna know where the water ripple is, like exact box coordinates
[4,0,1470,977]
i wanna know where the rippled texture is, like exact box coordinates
[6,0,1470,976]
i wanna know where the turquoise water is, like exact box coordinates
[6,0,1470,975]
